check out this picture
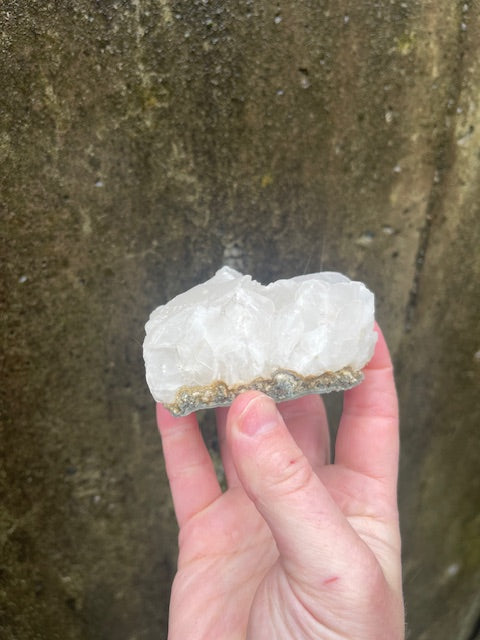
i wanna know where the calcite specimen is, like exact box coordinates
[143,267,377,416]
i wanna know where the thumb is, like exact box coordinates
[227,391,372,585]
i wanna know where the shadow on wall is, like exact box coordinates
[1,2,479,639]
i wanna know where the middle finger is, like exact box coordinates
[278,394,330,473]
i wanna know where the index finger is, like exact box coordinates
[156,404,222,528]
[334,323,399,494]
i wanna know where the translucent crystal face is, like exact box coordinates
[143,267,377,414]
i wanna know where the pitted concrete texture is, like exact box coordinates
[1,2,479,639]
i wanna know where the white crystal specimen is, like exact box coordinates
[143,266,377,415]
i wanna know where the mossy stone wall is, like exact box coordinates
[1,2,479,638]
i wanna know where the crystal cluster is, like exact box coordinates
[143,267,377,415]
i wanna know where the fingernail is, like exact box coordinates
[237,396,278,437]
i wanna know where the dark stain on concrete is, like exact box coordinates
[1,2,479,638]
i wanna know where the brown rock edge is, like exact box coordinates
[164,367,364,416]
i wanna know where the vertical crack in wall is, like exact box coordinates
[466,610,480,640]
[404,11,468,332]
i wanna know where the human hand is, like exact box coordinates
[156,325,404,639]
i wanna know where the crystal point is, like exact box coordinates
[143,267,377,415]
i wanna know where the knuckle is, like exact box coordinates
[264,450,314,499]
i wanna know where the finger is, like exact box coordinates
[278,394,330,472]
[335,324,399,494]
[227,392,374,585]
[215,406,240,487]
[156,404,222,527]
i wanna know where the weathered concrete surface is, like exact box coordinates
[1,1,479,638]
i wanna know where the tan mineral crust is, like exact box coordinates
[165,367,363,416]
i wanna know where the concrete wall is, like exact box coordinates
[1,2,479,638]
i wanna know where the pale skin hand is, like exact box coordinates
[156,325,405,639]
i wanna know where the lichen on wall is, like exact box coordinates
[1,2,479,639]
